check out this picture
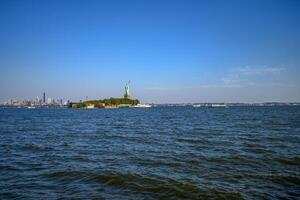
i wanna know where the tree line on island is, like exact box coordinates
[71,98,140,108]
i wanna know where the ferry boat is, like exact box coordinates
[133,104,152,108]
[208,104,227,108]
[192,104,202,108]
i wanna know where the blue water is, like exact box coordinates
[0,107,299,199]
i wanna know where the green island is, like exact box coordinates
[69,81,143,109]
[70,98,140,109]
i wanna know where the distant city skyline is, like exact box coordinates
[1,0,300,103]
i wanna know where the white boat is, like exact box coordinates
[208,104,227,108]
[133,104,152,108]
[192,104,201,108]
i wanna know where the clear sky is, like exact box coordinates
[0,0,299,103]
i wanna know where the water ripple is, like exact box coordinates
[0,106,299,199]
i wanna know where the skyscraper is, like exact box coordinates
[47,97,52,104]
[43,92,46,103]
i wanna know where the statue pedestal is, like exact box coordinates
[124,95,131,99]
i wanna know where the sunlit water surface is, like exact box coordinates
[0,107,299,199]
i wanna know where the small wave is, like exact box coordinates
[46,171,88,179]
[70,155,90,162]
[252,174,300,186]
[0,164,18,171]
[243,143,275,154]
[130,157,182,168]
[187,159,199,165]
[176,138,209,145]
[20,144,53,152]
[89,172,244,199]
[44,170,244,199]
[278,157,300,165]
[201,156,228,163]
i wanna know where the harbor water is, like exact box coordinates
[0,106,299,199]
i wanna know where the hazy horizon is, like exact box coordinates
[1,0,300,103]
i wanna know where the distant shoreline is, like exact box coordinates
[1,103,300,109]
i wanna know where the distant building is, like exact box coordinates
[95,103,105,108]
[47,97,52,104]
[86,104,95,109]
[43,92,46,103]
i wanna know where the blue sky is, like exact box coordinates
[0,0,299,103]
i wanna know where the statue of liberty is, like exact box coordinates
[124,81,131,99]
